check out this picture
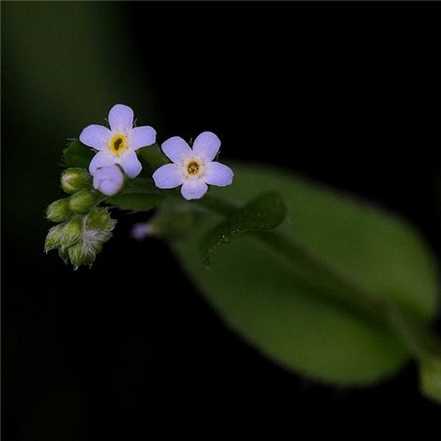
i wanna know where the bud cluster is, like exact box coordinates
[45,208,116,270]
[45,168,116,269]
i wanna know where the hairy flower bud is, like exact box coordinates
[44,224,65,253]
[61,168,91,194]
[61,216,83,249]
[69,190,100,214]
[67,242,96,270]
[47,198,71,222]
[86,207,115,232]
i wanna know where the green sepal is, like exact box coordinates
[60,216,83,249]
[67,242,96,270]
[86,207,115,232]
[63,139,94,169]
[44,224,65,253]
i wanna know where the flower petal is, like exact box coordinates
[192,131,221,161]
[152,164,183,189]
[93,164,124,187]
[89,151,114,175]
[181,180,208,200]
[119,151,142,178]
[205,161,234,187]
[79,125,111,150]
[108,104,134,132]
[131,126,157,150]
[93,165,124,196]
[161,136,192,163]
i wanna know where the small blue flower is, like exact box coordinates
[80,104,156,178]
[152,131,233,200]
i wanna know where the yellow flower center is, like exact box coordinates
[187,161,200,175]
[184,158,205,178]
[108,133,128,157]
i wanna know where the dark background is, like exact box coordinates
[3,2,441,439]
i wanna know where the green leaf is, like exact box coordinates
[62,139,94,168]
[122,177,157,194]
[107,193,163,212]
[202,191,286,264]
[173,163,439,385]
[138,143,169,172]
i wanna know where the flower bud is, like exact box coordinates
[61,216,83,249]
[69,190,100,214]
[86,207,115,232]
[47,198,71,222]
[67,242,96,270]
[61,168,91,194]
[93,165,124,196]
[44,224,65,253]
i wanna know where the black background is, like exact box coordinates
[3,2,441,439]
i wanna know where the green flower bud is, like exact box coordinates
[86,207,116,232]
[47,198,71,222]
[69,190,100,214]
[67,242,96,270]
[61,168,91,194]
[60,216,83,249]
[44,224,65,253]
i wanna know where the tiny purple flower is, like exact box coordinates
[152,131,233,200]
[79,104,156,179]
[131,222,155,240]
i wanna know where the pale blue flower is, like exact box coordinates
[153,131,233,200]
[80,104,156,178]
[93,165,124,196]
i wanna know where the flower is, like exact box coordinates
[152,131,233,200]
[79,104,156,178]
[93,165,124,196]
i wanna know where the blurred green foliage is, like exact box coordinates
[174,163,439,385]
